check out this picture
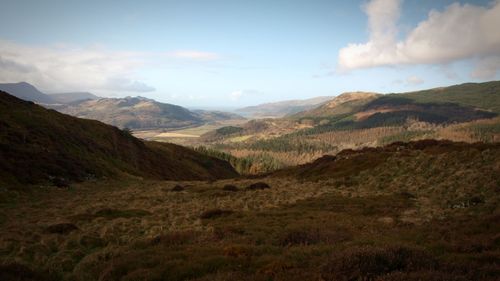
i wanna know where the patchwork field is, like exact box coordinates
[134,120,247,145]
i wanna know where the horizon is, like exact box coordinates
[1,0,499,108]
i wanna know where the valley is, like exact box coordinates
[187,82,500,174]
[2,1,499,280]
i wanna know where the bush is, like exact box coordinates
[94,208,151,219]
[246,182,271,190]
[45,223,78,234]
[171,185,185,192]
[279,227,351,246]
[200,209,234,219]
[150,231,197,246]
[222,184,239,192]
[321,246,437,281]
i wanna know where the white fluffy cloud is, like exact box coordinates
[338,0,500,78]
[0,40,222,94]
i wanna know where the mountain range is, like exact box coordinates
[49,91,100,103]
[236,96,334,118]
[0,82,245,130]
[198,81,500,174]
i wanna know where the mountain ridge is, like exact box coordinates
[237,96,334,118]
[0,82,56,104]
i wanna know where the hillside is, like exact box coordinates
[51,96,205,130]
[272,139,499,181]
[0,82,56,104]
[49,92,100,103]
[293,92,380,118]
[194,81,500,174]
[236,96,333,118]
[399,81,500,113]
[192,109,246,122]
[0,140,498,280]
[0,91,238,187]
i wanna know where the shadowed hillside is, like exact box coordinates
[0,91,238,187]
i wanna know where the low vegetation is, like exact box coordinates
[0,140,498,280]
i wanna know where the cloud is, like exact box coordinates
[229,90,244,101]
[166,50,220,61]
[338,0,500,78]
[0,40,153,94]
[229,89,262,101]
[0,40,222,94]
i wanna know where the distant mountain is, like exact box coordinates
[293,92,380,118]
[193,109,246,122]
[202,81,500,150]
[0,91,238,186]
[237,96,334,118]
[293,82,499,129]
[51,96,204,129]
[0,82,56,104]
[49,91,100,103]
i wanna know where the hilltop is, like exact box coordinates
[0,91,238,187]
[293,91,380,118]
[0,82,56,104]
[51,96,205,130]
[236,96,333,118]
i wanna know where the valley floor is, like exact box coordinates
[0,169,499,280]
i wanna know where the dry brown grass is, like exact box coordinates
[0,142,498,280]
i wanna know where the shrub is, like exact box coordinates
[279,227,351,246]
[222,184,239,192]
[150,231,197,246]
[45,223,78,234]
[279,229,322,246]
[171,185,185,192]
[246,182,271,190]
[200,209,234,219]
[321,246,437,281]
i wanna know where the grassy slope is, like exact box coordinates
[400,81,500,113]
[0,140,498,280]
[0,91,238,187]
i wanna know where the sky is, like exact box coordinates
[0,0,499,108]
